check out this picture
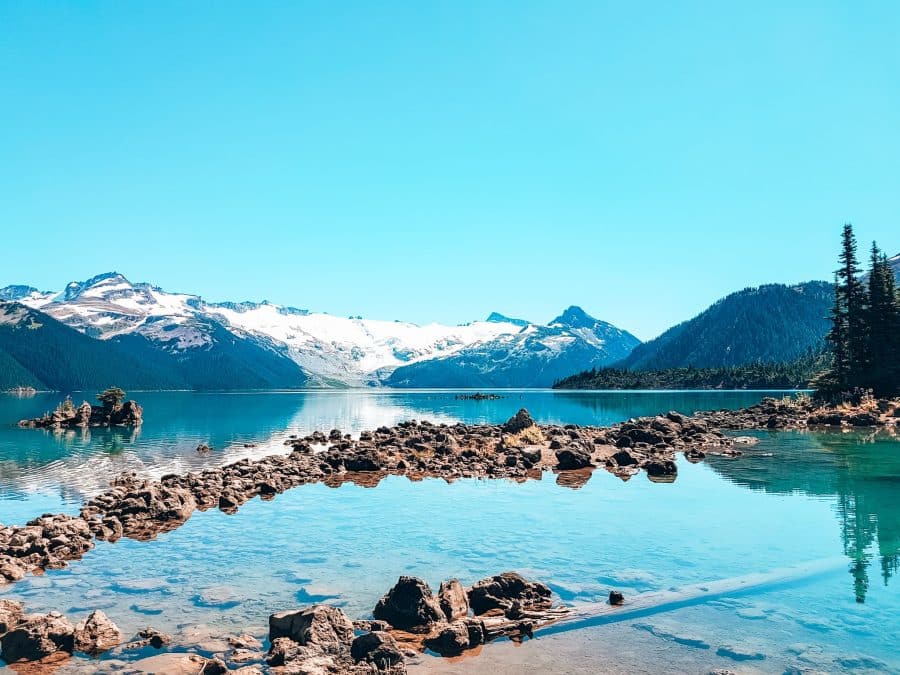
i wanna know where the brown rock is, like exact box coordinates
[268,605,354,655]
[0,599,24,634]
[438,578,469,621]
[373,576,444,630]
[468,572,552,615]
[0,611,75,662]
[73,610,121,655]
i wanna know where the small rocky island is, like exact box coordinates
[18,387,142,430]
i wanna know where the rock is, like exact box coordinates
[372,576,444,630]
[438,578,469,621]
[612,449,638,466]
[200,657,229,674]
[468,572,553,615]
[0,611,75,662]
[502,409,535,434]
[0,599,24,634]
[555,445,592,470]
[227,633,262,650]
[352,620,391,633]
[608,591,624,606]
[350,631,404,667]
[425,621,470,656]
[644,459,677,478]
[268,605,354,654]
[126,653,210,674]
[73,609,121,655]
[137,626,172,649]
[848,412,879,426]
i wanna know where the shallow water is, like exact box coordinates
[0,390,898,673]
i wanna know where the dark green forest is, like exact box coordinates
[617,281,833,371]
[554,350,825,390]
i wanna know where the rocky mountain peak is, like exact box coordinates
[550,306,596,329]
[63,272,133,301]
[485,312,529,327]
[0,285,41,302]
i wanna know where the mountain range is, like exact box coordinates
[0,273,639,390]
[1,257,895,391]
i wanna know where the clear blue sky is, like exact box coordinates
[2,1,898,340]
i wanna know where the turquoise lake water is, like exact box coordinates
[0,390,898,673]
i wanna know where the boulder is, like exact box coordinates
[0,611,75,662]
[644,459,677,478]
[373,576,444,630]
[502,409,536,434]
[74,609,121,655]
[612,449,638,466]
[848,412,879,426]
[425,621,470,656]
[350,631,404,667]
[137,626,173,649]
[200,657,229,674]
[468,572,552,615]
[0,599,24,634]
[555,445,592,470]
[438,578,469,621]
[268,605,354,654]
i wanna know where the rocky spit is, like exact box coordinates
[695,395,900,431]
[0,571,570,672]
[1,407,741,587]
[3,400,897,589]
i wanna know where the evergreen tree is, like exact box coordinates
[838,224,869,385]
[824,271,850,391]
[866,245,900,395]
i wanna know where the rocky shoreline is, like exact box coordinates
[694,394,900,431]
[0,571,572,672]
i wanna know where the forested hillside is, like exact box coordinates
[618,282,833,371]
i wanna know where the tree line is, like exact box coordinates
[553,350,824,391]
[816,224,900,398]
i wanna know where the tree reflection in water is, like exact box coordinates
[708,428,900,602]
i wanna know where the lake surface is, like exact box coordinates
[0,390,898,673]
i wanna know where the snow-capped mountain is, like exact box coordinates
[384,306,641,387]
[3,272,640,388]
